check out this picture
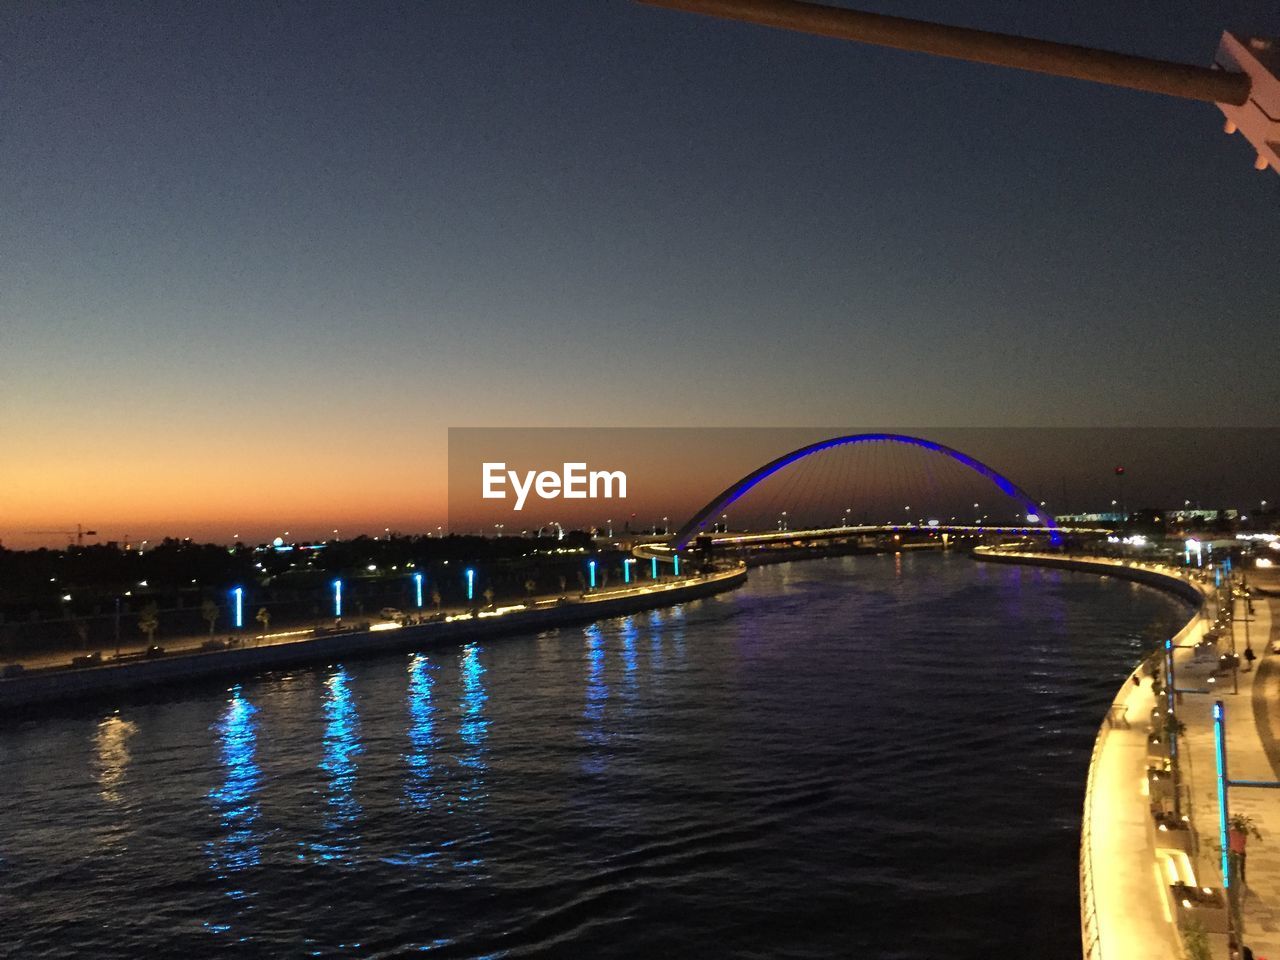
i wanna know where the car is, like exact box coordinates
[379,607,404,621]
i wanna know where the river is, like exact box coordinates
[0,551,1190,958]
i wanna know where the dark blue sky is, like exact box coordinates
[3,1,1278,541]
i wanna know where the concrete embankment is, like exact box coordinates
[974,548,1205,606]
[0,567,747,714]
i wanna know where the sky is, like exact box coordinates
[3,1,1279,547]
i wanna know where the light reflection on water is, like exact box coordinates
[93,713,136,806]
[620,616,639,700]
[404,653,440,810]
[457,643,488,803]
[92,713,137,851]
[317,666,363,862]
[208,685,261,877]
[581,622,609,774]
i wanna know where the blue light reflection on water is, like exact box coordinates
[648,608,665,672]
[316,666,363,862]
[404,653,440,810]
[208,685,261,877]
[619,616,639,698]
[457,644,488,803]
[448,644,490,876]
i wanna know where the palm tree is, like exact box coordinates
[255,607,270,642]
[431,588,442,612]
[524,578,537,597]
[482,586,495,609]
[201,599,219,638]
[138,603,160,646]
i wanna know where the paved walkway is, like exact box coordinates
[1085,661,1183,960]
[1177,589,1280,957]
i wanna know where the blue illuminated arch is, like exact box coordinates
[671,433,1060,548]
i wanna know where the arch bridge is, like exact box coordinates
[641,433,1093,560]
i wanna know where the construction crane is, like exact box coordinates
[637,0,1280,174]
[23,524,98,546]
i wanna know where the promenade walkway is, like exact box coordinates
[1178,589,1279,957]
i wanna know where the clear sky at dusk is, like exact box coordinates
[3,1,1278,547]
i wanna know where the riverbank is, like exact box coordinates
[976,548,1279,960]
[0,565,747,714]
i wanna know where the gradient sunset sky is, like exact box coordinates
[4,1,1278,548]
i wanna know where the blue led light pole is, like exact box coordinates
[413,572,424,609]
[1214,701,1231,893]
[624,558,633,584]
[651,557,658,580]
[673,554,680,577]
[588,559,597,589]
[333,579,343,618]
[231,587,244,629]
[465,568,475,602]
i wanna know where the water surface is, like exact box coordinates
[0,552,1190,958]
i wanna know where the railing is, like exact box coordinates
[1080,711,1106,960]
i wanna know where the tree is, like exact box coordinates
[431,588,442,611]
[255,607,270,641]
[524,578,537,597]
[482,586,495,608]
[201,599,219,638]
[138,602,159,645]
[72,619,90,650]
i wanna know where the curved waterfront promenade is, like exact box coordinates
[977,548,1280,960]
[0,564,747,713]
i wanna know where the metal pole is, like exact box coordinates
[638,0,1251,105]
[1165,638,1182,818]
[1213,700,1236,951]
[1231,584,1240,695]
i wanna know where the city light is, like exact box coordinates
[624,557,634,583]
[465,567,475,602]
[413,572,423,608]
[333,579,343,618]
[231,586,243,629]
[651,557,658,580]
[673,554,680,576]
[588,559,596,589]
